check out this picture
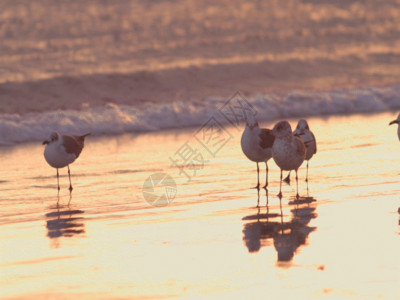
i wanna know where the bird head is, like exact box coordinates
[245,114,259,130]
[246,120,259,130]
[42,132,59,145]
[293,119,309,136]
[272,121,292,138]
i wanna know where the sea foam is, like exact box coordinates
[1,86,399,145]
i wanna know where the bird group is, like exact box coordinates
[241,116,316,199]
[42,113,400,197]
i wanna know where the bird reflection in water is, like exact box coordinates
[45,195,86,248]
[242,189,318,267]
[242,189,281,252]
[274,197,317,267]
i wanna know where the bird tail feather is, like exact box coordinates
[78,133,91,142]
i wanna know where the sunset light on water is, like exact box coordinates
[1,113,400,299]
[1,0,400,299]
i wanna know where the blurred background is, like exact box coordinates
[1,0,400,113]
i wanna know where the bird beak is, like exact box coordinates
[389,120,399,126]
[42,140,49,145]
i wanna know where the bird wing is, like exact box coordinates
[298,131,317,154]
[77,133,91,142]
[62,135,84,158]
[295,137,306,157]
[259,129,275,149]
[310,131,317,154]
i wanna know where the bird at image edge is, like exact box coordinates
[389,113,400,141]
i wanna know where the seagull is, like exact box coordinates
[272,121,306,199]
[389,113,400,141]
[42,132,90,192]
[284,119,317,183]
[241,116,275,189]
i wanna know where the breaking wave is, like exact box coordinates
[1,85,400,145]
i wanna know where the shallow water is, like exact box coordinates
[1,112,400,299]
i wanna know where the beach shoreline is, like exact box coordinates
[2,0,400,297]
[1,112,399,299]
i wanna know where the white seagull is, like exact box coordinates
[272,121,306,199]
[389,113,400,141]
[42,132,90,191]
[241,116,275,189]
[285,119,317,183]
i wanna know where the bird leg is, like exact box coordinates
[68,193,72,206]
[278,170,283,199]
[67,165,73,192]
[283,171,291,185]
[56,168,60,191]
[253,162,260,189]
[305,161,309,183]
[296,170,299,199]
[262,162,269,189]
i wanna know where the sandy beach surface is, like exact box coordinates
[1,112,399,299]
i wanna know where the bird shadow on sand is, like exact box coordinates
[242,188,318,267]
[45,194,86,248]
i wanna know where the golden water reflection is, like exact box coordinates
[242,189,318,267]
[45,199,86,248]
[1,113,400,299]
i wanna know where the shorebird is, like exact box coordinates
[272,121,306,199]
[43,132,90,192]
[284,119,317,183]
[389,113,400,141]
[241,117,275,189]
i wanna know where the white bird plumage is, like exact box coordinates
[272,120,306,199]
[43,132,90,192]
[241,116,275,189]
[291,119,317,182]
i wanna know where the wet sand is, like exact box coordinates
[1,112,400,299]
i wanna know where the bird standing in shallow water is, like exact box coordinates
[43,132,90,192]
[241,117,275,189]
[272,121,306,199]
[389,113,400,141]
[285,119,317,183]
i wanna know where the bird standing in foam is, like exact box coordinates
[43,132,90,192]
